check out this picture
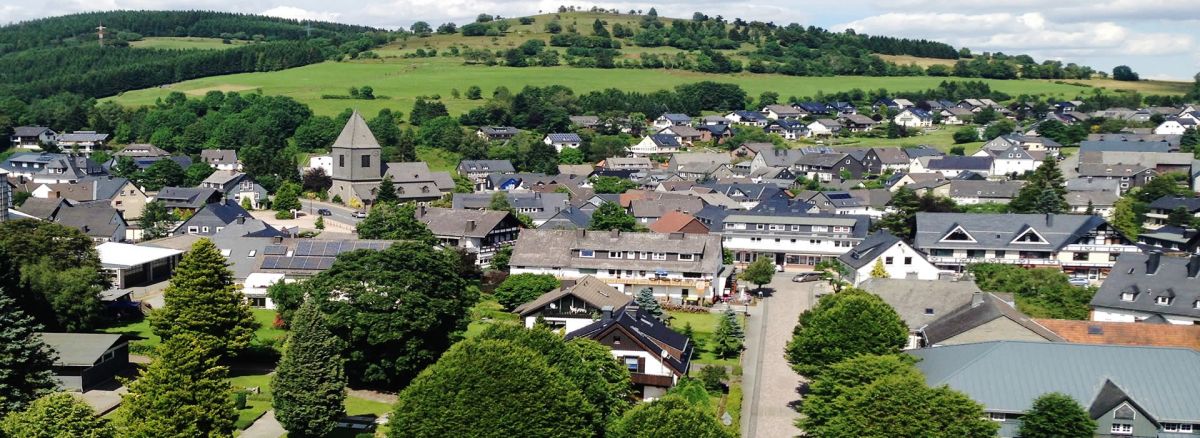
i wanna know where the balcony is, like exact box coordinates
[929,256,1060,266]
[630,373,675,388]
[611,277,711,290]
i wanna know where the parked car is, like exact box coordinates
[317,208,332,216]
[1068,277,1090,287]
[352,211,368,219]
[792,272,821,282]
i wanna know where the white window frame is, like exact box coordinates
[247,250,256,257]
[1181,424,1193,433]
[1155,296,1171,306]
[652,252,667,261]
[609,251,621,258]
[580,249,595,258]
[1121,292,1135,301]
[201,226,209,233]
[678,253,695,261]
[812,225,828,232]
[188,226,199,234]
[1110,424,1132,435]
[988,413,1006,422]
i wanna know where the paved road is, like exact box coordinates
[742,273,821,438]
[240,410,285,438]
[300,199,362,226]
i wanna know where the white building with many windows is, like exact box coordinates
[718,212,871,267]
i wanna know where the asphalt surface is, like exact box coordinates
[300,199,363,225]
[742,273,822,438]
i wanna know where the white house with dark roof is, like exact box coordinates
[1090,252,1200,325]
[894,108,933,128]
[630,134,682,157]
[415,206,523,267]
[55,131,109,155]
[653,113,692,128]
[10,126,56,150]
[200,149,241,171]
[476,126,521,141]
[839,231,941,286]
[565,305,694,400]
[914,213,1139,280]
[543,133,583,152]
[513,275,633,333]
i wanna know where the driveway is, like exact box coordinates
[742,273,823,438]
[301,199,362,226]
[240,410,285,438]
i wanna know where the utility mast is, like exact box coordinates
[96,22,107,47]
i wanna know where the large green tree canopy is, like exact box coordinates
[786,289,908,377]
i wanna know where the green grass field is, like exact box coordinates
[793,128,986,155]
[463,295,521,339]
[106,56,1103,117]
[103,309,286,353]
[668,311,744,368]
[130,36,250,50]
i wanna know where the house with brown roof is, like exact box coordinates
[1035,319,1200,351]
[647,211,709,234]
[513,275,632,333]
[415,206,523,267]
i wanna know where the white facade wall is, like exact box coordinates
[849,242,941,286]
[523,315,595,334]
[1091,307,1198,325]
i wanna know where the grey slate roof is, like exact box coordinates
[1148,196,1200,212]
[566,306,693,375]
[860,278,979,331]
[926,156,992,171]
[539,205,593,230]
[56,131,109,143]
[1089,252,1200,320]
[156,187,219,209]
[915,213,1108,251]
[920,292,1061,345]
[15,197,67,219]
[175,202,253,235]
[1065,177,1121,192]
[416,207,516,239]
[332,111,381,150]
[39,332,124,366]
[838,231,904,269]
[200,149,238,165]
[910,341,1200,421]
[1080,140,1172,153]
[13,126,53,137]
[53,202,124,239]
[457,160,515,173]
[452,192,569,222]
[510,229,722,274]
[649,134,681,147]
[546,133,582,143]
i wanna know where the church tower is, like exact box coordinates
[329,110,382,204]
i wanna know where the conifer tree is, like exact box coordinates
[711,308,744,358]
[150,238,257,356]
[635,288,664,321]
[0,289,58,416]
[375,174,398,205]
[870,259,889,278]
[273,300,347,438]
[1,392,116,438]
[121,334,236,438]
[1010,156,1067,214]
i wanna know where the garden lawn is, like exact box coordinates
[463,295,520,339]
[668,311,744,368]
[106,56,1098,118]
[103,308,286,354]
[791,128,985,155]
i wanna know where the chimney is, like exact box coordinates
[1045,213,1053,227]
[1187,255,1200,278]
[418,205,426,217]
[601,305,614,321]
[467,220,476,231]
[1146,251,1162,275]
[970,291,984,308]
[236,214,245,225]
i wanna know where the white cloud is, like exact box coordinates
[261,6,341,22]
[874,0,1198,23]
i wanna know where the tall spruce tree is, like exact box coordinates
[0,288,58,416]
[711,308,744,359]
[1010,156,1067,214]
[120,334,236,438]
[150,238,257,356]
[273,300,347,438]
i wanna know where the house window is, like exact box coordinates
[1073,252,1088,261]
[924,308,935,316]
[623,357,639,373]
[679,253,695,261]
[609,251,621,258]
[904,257,913,265]
[249,297,267,308]
[652,253,667,261]
[361,155,370,168]
[247,250,257,257]
[202,226,209,233]
[1156,296,1172,306]
[639,252,648,260]
[338,155,345,167]
[220,249,232,257]
[1110,424,1132,435]
[885,257,894,265]
[1121,292,1136,302]
[1181,424,1193,433]
[791,225,801,231]
[988,413,1006,422]
[756,224,765,230]
[1194,300,1200,309]
[812,226,828,232]
[188,226,199,234]
[580,249,595,258]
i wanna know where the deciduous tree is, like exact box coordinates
[355,202,436,243]
[588,202,637,231]
[1018,392,1096,438]
[1,392,116,438]
[139,200,178,240]
[739,257,775,291]
[786,289,908,377]
[607,394,730,438]
[494,273,560,310]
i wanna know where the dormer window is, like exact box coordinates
[940,225,976,243]
[580,249,595,258]
[1156,296,1172,306]
[1121,292,1136,302]
[1012,228,1047,244]
[679,253,694,261]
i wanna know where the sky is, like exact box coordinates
[3,0,1198,80]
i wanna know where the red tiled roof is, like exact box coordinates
[1035,319,1200,351]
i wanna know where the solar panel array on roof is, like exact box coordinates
[294,240,386,257]
[827,193,853,199]
[263,245,288,255]
[261,256,335,271]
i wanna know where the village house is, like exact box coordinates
[1090,252,1200,325]
[939,108,975,125]
[946,180,1025,205]
[925,156,993,178]
[32,176,149,220]
[416,206,522,267]
[173,201,255,237]
[647,211,709,234]
[657,125,706,146]
[839,114,878,132]
[763,119,807,140]
[456,159,516,191]
[1066,191,1119,218]
[973,144,1040,177]
[805,119,842,137]
[653,113,692,129]
[603,157,653,171]
[861,278,979,348]
[155,187,221,214]
[893,108,933,128]
[543,133,583,152]
[725,110,768,127]
[452,191,569,226]
[514,275,633,333]
[565,304,694,400]
[52,202,129,242]
[39,332,130,391]
[795,153,866,182]
[761,104,801,120]
[1143,196,1200,230]
[697,123,733,143]
[54,131,110,155]
[838,231,941,286]
[914,213,1139,280]
[476,126,521,141]
[9,126,56,149]
[861,147,910,174]
[1,152,106,184]
[1075,163,1156,191]
[509,229,729,303]
[717,208,870,267]
[921,292,1062,347]
[200,149,241,171]
[630,134,682,157]
[1154,119,1189,135]
[200,171,268,209]
[668,153,732,181]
